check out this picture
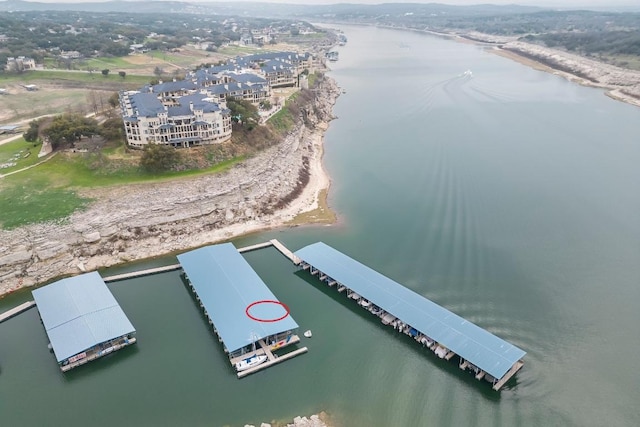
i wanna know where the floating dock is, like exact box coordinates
[32,271,137,371]
[178,242,307,378]
[0,301,36,323]
[294,242,526,391]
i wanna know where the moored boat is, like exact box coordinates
[235,354,267,372]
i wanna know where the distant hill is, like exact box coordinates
[0,0,200,13]
[0,1,544,17]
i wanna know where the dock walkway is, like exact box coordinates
[237,241,273,253]
[103,264,181,282]
[0,301,36,323]
[269,239,301,264]
[236,239,301,264]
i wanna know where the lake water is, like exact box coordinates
[1,25,639,427]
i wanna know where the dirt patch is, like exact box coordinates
[0,86,110,124]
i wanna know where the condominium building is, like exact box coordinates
[119,50,315,148]
[120,92,232,148]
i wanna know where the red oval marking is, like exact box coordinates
[245,300,290,323]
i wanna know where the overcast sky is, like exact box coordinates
[24,0,640,10]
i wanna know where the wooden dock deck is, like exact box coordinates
[237,241,273,253]
[237,347,308,379]
[236,239,301,265]
[227,335,307,379]
[102,264,181,282]
[492,360,525,391]
[270,239,301,264]
[0,300,36,323]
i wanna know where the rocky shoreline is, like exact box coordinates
[0,76,341,296]
[458,31,640,108]
[246,413,330,427]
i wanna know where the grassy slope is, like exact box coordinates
[0,61,312,229]
[0,143,245,229]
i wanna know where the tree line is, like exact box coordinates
[0,10,305,71]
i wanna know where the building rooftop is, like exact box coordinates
[294,242,526,380]
[225,72,267,85]
[151,80,198,94]
[166,95,217,116]
[129,92,165,117]
[178,243,299,353]
[32,271,136,363]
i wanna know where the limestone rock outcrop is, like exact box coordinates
[0,77,340,295]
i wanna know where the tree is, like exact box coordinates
[259,100,272,110]
[227,98,260,128]
[99,117,124,141]
[23,119,40,142]
[153,66,164,77]
[118,70,126,79]
[41,114,100,150]
[101,69,110,76]
[139,143,177,172]
[108,92,120,109]
[87,90,100,114]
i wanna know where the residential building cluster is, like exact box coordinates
[5,56,37,72]
[120,51,317,148]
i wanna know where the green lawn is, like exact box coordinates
[0,149,245,229]
[218,45,265,57]
[267,107,295,132]
[0,178,93,229]
[308,72,318,87]
[0,138,43,174]
[81,56,139,70]
[22,152,244,188]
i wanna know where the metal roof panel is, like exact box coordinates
[294,242,525,379]
[178,243,298,353]
[32,272,136,362]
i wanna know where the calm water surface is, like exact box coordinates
[1,26,639,426]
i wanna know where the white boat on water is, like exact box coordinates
[304,330,313,338]
[235,354,267,372]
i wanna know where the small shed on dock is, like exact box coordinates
[178,243,299,358]
[32,271,136,371]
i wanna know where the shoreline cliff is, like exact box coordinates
[0,76,341,296]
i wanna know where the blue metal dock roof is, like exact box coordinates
[177,243,299,353]
[294,242,526,380]
[32,272,136,363]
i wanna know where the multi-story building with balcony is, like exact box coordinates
[120,92,232,149]
[119,51,315,149]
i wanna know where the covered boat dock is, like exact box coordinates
[32,271,137,372]
[294,242,525,390]
[178,243,307,378]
